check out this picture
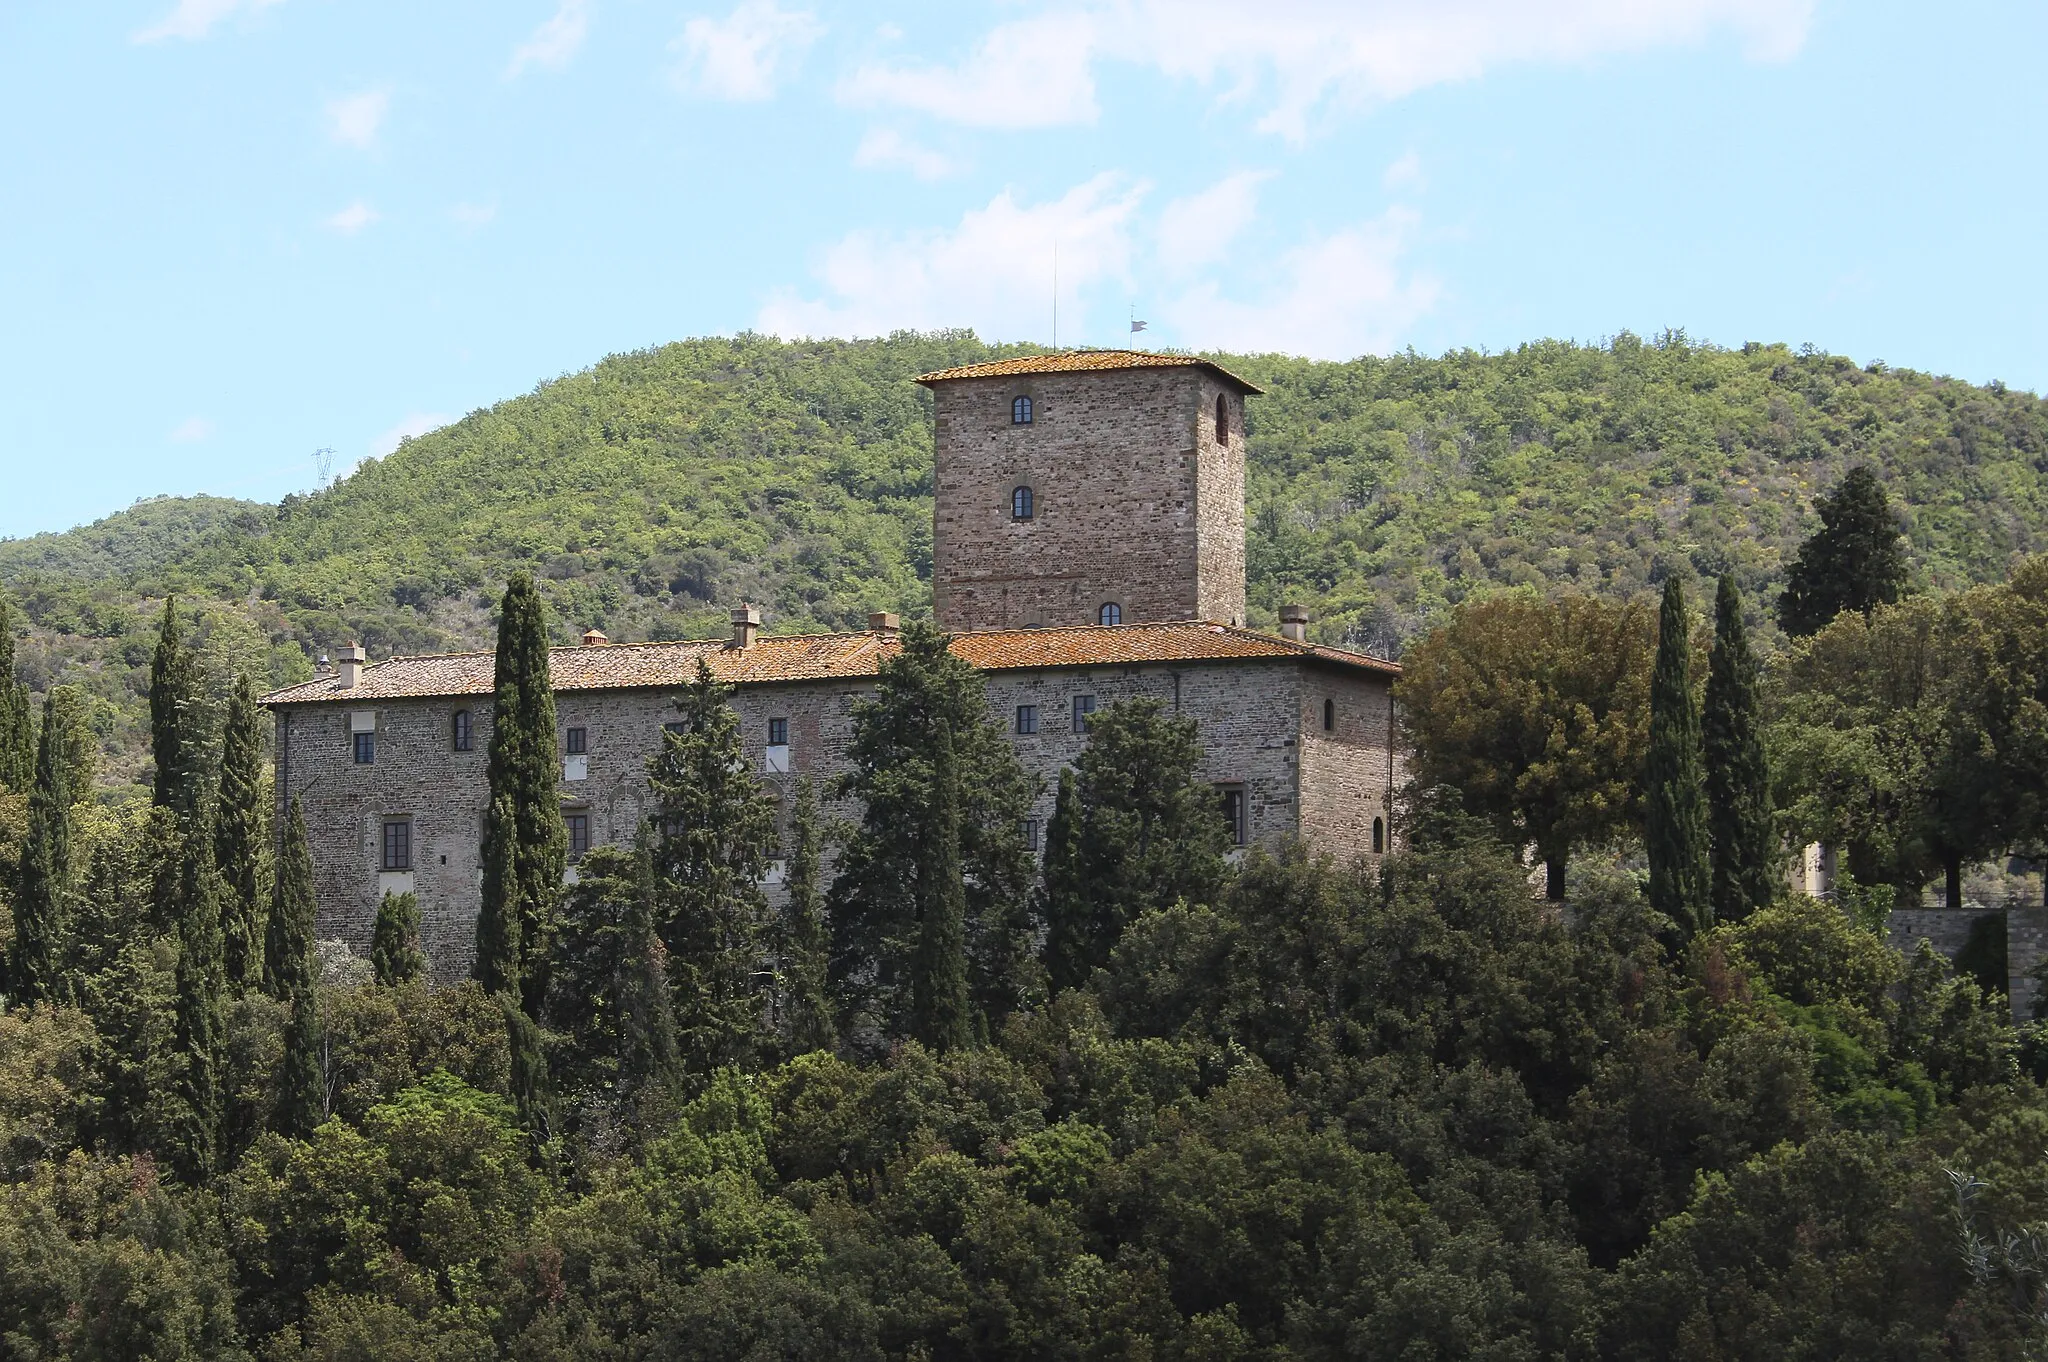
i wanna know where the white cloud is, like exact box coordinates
[840,13,1099,128]
[852,128,959,180]
[169,416,214,443]
[843,0,1814,139]
[370,413,453,460]
[1157,170,1270,274]
[451,202,498,228]
[759,173,1145,340]
[132,0,282,44]
[508,0,591,77]
[1160,206,1438,358]
[672,0,823,101]
[324,201,380,234]
[1383,150,1423,190]
[326,88,390,150]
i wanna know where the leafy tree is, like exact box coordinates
[648,658,778,1070]
[829,619,1037,1047]
[1399,590,1655,898]
[270,798,324,1138]
[1778,466,1909,636]
[1704,574,1775,922]
[778,775,834,1055]
[1646,577,1711,936]
[214,672,266,991]
[479,572,565,1018]
[11,693,73,1003]
[0,593,32,794]
[1042,696,1230,992]
[370,891,427,986]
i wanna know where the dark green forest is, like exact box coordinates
[6,329,2047,790]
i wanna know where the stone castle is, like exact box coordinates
[264,351,1404,980]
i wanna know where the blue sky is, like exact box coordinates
[2,0,2043,540]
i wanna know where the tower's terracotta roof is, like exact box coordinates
[261,620,1394,706]
[914,350,1262,394]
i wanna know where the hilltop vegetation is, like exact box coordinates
[6,329,2047,788]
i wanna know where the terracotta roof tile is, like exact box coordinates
[915,349,1261,394]
[262,621,1394,707]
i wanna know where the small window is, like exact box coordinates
[768,717,789,747]
[1218,785,1246,847]
[1015,704,1039,735]
[452,710,472,752]
[1012,485,1034,520]
[565,726,587,756]
[1216,393,1229,444]
[381,819,411,871]
[1098,602,1122,626]
[1020,818,1040,852]
[1322,698,1335,732]
[1372,817,1386,854]
[1012,395,1033,424]
[663,720,688,737]
[353,731,375,765]
[566,813,591,859]
[1072,694,1095,731]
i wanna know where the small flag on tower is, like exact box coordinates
[1130,318,1148,334]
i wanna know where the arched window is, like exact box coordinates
[1012,395,1033,425]
[1012,485,1034,520]
[1099,602,1122,626]
[1322,698,1334,731]
[1216,394,1229,443]
[1372,817,1386,854]
[452,710,472,752]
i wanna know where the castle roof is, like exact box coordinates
[914,350,1262,394]
[261,620,1396,707]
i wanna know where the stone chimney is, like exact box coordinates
[868,611,900,636]
[580,628,609,647]
[336,643,366,688]
[730,605,761,650]
[1278,604,1311,644]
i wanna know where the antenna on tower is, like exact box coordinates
[1052,240,1058,350]
[313,447,334,486]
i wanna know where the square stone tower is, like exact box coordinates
[916,351,1259,632]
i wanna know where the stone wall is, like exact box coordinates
[1888,905,2048,1021]
[930,368,1247,631]
[278,655,1368,984]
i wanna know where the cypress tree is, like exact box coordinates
[779,775,835,1055]
[617,832,679,1096]
[0,595,32,794]
[480,574,565,1018]
[371,890,427,986]
[1778,466,1908,636]
[271,799,324,1138]
[1645,577,1712,935]
[149,598,205,815]
[474,790,523,999]
[166,823,226,1179]
[48,685,95,802]
[215,673,266,991]
[1040,697,1230,992]
[12,692,74,1003]
[648,659,777,1071]
[1703,575,1776,922]
[911,716,972,1053]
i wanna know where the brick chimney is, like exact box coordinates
[1278,604,1310,644]
[336,643,366,688]
[868,611,900,636]
[730,605,761,649]
[580,628,609,647]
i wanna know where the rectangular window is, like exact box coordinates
[565,726,587,755]
[353,731,375,765]
[1020,818,1040,852]
[566,813,591,859]
[1015,704,1039,735]
[381,819,411,871]
[768,717,789,746]
[1217,785,1246,847]
[1071,694,1096,732]
[663,721,688,738]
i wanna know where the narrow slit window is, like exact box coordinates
[1372,817,1386,854]
[1216,394,1229,443]
[1218,785,1246,847]
[1012,395,1033,424]
[1098,602,1122,626]
[1012,485,1034,520]
[452,710,472,752]
[1322,698,1335,732]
